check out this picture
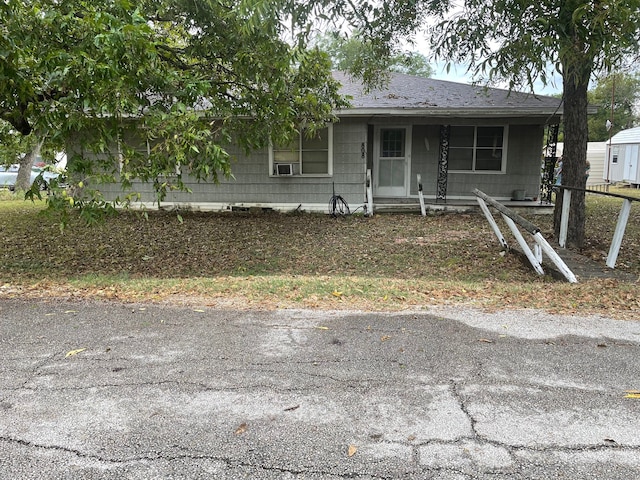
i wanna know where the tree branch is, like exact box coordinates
[1,106,32,136]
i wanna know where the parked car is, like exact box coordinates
[0,164,61,190]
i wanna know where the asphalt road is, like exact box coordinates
[1,299,639,479]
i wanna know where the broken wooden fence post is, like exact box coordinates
[417,174,426,216]
[606,198,632,268]
[365,169,374,217]
[532,233,578,283]
[559,189,571,248]
[534,244,543,263]
[475,196,508,250]
[501,213,545,276]
[473,188,578,283]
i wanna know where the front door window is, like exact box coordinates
[376,127,410,196]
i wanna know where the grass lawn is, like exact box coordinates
[1,187,638,318]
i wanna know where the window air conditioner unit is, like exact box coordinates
[276,163,294,176]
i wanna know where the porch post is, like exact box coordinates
[365,169,374,217]
[436,125,450,203]
[417,174,426,216]
[541,124,559,204]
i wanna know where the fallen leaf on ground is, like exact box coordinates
[315,326,330,330]
[347,444,357,457]
[193,309,205,313]
[332,290,343,298]
[478,338,494,343]
[284,405,300,411]
[235,423,247,435]
[65,348,86,357]
[381,335,391,342]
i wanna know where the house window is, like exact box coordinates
[270,125,333,176]
[117,138,151,173]
[448,126,507,172]
[612,146,619,164]
[119,137,181,176]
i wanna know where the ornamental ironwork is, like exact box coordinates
[436,125,450,202]
[541,124,559,203]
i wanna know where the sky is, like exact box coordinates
[407,26,564,97]
[429,61,563,96]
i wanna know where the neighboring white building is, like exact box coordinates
[604,126,640,185]
[556,141,607,186]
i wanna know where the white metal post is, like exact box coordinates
[559,189,571,248]
[606,198,632,268]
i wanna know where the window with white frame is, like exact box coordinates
[448,125,507,172]
[119,137,181,176]
[612,146,619,164]
[117,137,150,173]
[270,125,333,176]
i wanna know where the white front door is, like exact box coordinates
[374,126,412,197]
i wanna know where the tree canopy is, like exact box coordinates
[315,32,434,78]
[1,0,428,209]
[588,72,640,142]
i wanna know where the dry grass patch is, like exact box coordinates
[0,193,638,318]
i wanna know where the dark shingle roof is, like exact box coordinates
[333,71,563,118]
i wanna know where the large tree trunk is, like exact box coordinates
[553,54,591,249]
[15,136,45,192]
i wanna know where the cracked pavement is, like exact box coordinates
[1,299,639,479]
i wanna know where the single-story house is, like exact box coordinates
[73,72,564,213]
[604,126,640,186]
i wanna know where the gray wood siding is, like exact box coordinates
[72,117,546,206]
[410,125,440,195]
[434,124,543,200]
[90,119,368,208]
[365,118,545,200]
